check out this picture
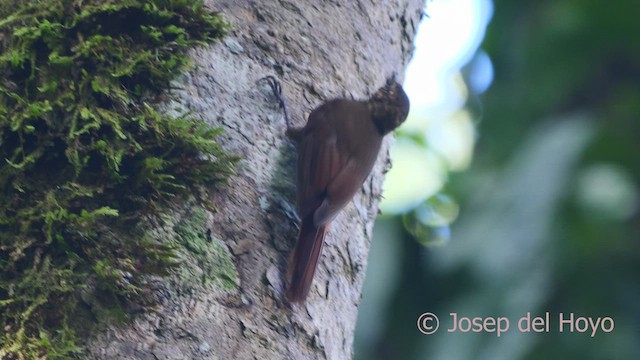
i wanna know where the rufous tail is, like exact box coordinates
[286,215,327,302]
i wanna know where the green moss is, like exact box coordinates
[0,0,236,358]
[173,207,238,291]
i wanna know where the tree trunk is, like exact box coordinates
[84,1,423,359]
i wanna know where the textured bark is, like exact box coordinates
[85,1,423,359]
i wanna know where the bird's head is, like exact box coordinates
[367,78,410,135]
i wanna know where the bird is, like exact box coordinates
[262,76,410,302]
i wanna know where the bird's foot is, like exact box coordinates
[258,76,293,132]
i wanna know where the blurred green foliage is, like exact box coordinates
[356,0,640,359]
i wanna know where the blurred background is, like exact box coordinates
[354,0,640,359]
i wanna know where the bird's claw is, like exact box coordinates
[259,76,284,109]
[258,75,292,131]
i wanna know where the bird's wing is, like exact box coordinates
[296,123,345,220]
[297,134,370,226]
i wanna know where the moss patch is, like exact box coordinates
[173,207,238,291]
[0,0,235,358]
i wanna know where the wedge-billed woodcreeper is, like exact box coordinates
[263,77,410,302]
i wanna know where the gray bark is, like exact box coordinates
[85,1,423,359]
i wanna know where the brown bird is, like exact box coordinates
[263,77,410,302]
